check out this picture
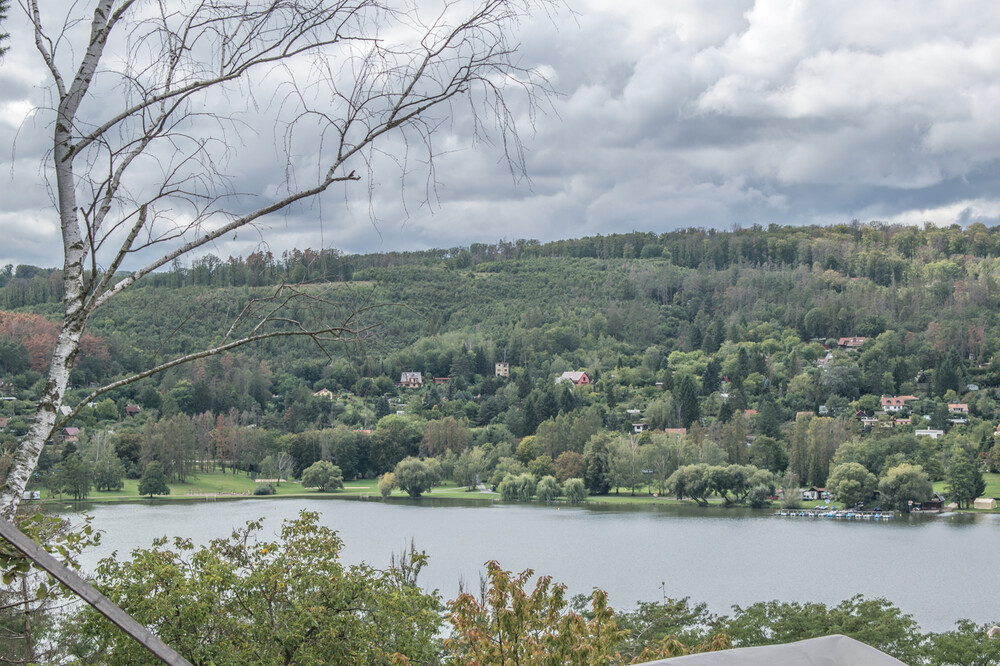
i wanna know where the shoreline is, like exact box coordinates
[26,490,997,517]
[23,470,999,514]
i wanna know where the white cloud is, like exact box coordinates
[883,199,1000,227]
[4,0,1000,269]
[0,101,35,129]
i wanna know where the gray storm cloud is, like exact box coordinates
[2,0,1000,269]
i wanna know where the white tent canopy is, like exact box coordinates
[640,634,907,666]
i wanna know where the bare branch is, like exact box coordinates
[88,170,358,311]
[67,0,373,160]
[2,0,555,523]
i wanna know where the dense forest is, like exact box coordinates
[1,221,999,509]
[6,221,1000,662]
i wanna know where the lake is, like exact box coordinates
[69,498,1000,633]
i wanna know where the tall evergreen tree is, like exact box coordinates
[733,347,750,387]
[945,446,985,509]
[935,351,961,397]
[757,399,783,439]
[583,435,611,495]
[701,359,721,396]
[677,374,701,428]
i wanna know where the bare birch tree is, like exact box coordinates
[0,0,550,518]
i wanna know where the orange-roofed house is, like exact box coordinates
[881,395,918,412]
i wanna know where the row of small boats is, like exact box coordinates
[774,508,895,520]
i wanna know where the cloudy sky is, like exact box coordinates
[3,0,1000,270]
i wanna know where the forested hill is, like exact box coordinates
[2,221,1000,499]
[5,220,1000,299]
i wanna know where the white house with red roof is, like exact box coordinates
[881,395,918,412]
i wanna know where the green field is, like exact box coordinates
[49,470,310,501]
[35,471,1000,511]
[45,471,497,503]
[932,472,1000,501]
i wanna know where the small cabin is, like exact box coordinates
[399,372,423,388]
[800,486,830,502]
[837,336,866,350]
[555,371,591,386]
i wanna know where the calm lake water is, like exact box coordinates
[68,498,1000,633]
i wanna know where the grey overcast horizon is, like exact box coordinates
[2,0,1000,270]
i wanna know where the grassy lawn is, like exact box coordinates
[340,478,379,495]
[77,470,307,501]
[983,472,1000,497]
[75,470,1000,511]
[342,478,493,500]
[77,472,493,501]
[582,492,673,504]
[423,486,493,499]
[72,472,496,502]
[932,472,1000,502]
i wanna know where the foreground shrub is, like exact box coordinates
[63,511,441,664]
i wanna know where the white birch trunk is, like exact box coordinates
[0,0,545,519]
[0,1,109,519]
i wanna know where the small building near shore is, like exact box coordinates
[800,486,830,501]
[918,493,945,512]
[974,497,997,510]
